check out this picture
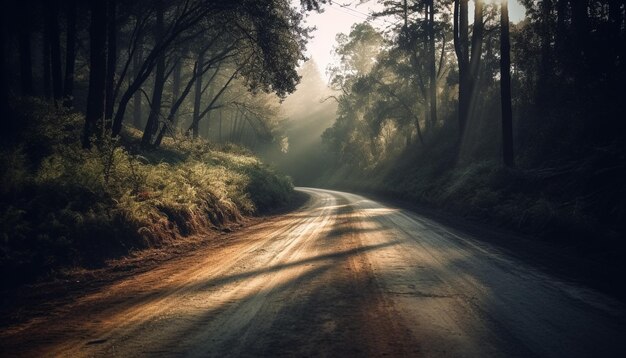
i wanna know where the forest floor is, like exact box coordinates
[0,191,308,330]
[1,188,624,357]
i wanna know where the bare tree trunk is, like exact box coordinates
[0,3,8,124]
[454,0,469,137]
[83,0,107,148]
[110,1,226,136]
[468,0,484,114]
[618,0,626,73]
[46,0,63,102]
[18,0,33,96]
[428,0,437,129]
[500,0,514,168]
[171,56,181,122]
[154,42,231,146]
[191,51,204,139]
[423,6,431,130]
[141,0,165,147]
[63,0,77,107]
[104,0,117,122]
[42,27,51,99]
[555,0,569,61]
[132,31,143,129]
[608,0,622,68]
[153,57,187,147]
[538,0,552,105]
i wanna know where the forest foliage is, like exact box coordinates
[0,0,315,286]
[0,99,292,286]
[312,0,625,254]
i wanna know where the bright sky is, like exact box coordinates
[297,0,527,81]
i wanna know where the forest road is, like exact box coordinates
[3,188,626,357]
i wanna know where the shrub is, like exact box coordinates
[0,100,293,287]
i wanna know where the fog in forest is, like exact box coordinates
[1,0,626,342]
[261,60,337,185]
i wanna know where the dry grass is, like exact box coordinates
[0,99,293,286]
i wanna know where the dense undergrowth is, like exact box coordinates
[0,99,293,287]
[318,124,626,264]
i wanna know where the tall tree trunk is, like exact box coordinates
[153,57,184,147]
[468,0,484,113]
[83,0,107,148]
[18,0,33,96]
[571,0,588,68]
[423,6,431,130]
[428,0,437,128]
[621,0,626,73]
[141,0,165,147]
[110,0,221,136]
[500,0,514,168]
[538,0,552,104]
[191,51,204,139]
[171,56,182,124]
[104,0,117,122]
[63,0,77,107]
[0,2,8,124]
[608,0,622,68]
[555,0,567,59]
[46,0,63,102]
[42,27,52,99]
[132,31,143,129]
[454,0,470,137]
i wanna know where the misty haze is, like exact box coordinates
[1,0,625,357]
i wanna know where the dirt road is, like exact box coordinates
[2,188,625,357]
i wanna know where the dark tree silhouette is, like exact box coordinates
[46,0,64,102]
[104,0,117,121]
[42,25,51,99]
[132,30,144,129]
[62,0,77,107]
[427,0,437,128]
[141,0,166,147]
[454,0,483,138]
[500,0,514,168]
[17,0,33,96]
[83,0,107,148]
[191,51,204,140]
[0,2,7,122]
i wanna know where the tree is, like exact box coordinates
[0,2,7,123]
[46,0,64,102]
[191,50,204,140]
[132,28,144,129]
[17,0,33,96]
[500,0,514,167]
[154,41,234,146]
[42,23,51,99]
[104,0,117,121]
[376,0,446,131]
[62,0,77,107]
[454,0,483,138]
[427,0,437,128]
[141,0,166,147]
[83,0,107,148]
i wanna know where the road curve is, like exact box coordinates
[2,188,625,357]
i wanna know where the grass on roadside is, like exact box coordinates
[0,99,293,287]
